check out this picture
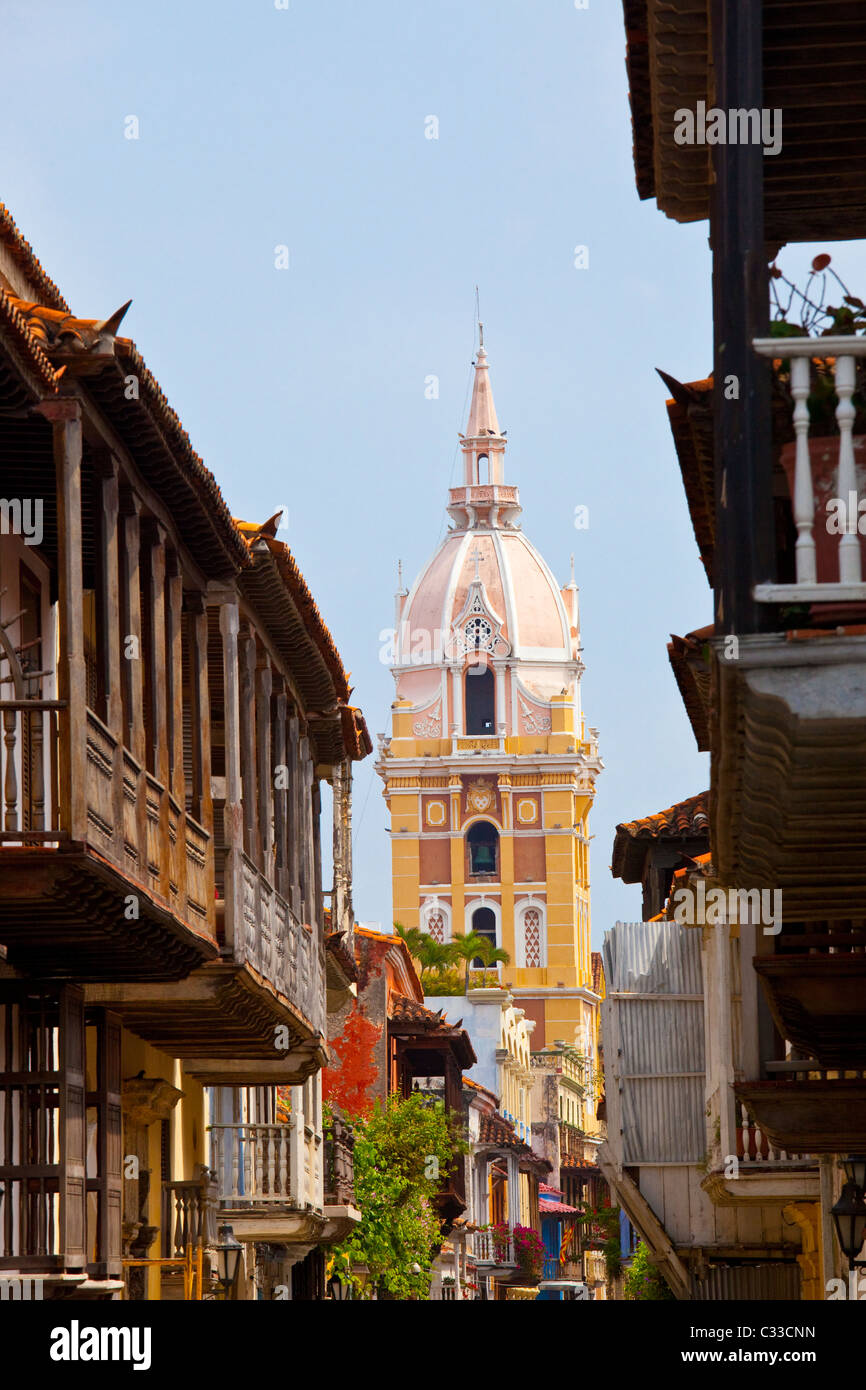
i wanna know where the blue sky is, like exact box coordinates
[7,0,843,943]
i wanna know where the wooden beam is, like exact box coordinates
[710,0,775,635]
[39,398,87,840]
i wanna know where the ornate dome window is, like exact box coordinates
[465,615,493,651]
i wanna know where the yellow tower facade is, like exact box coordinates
[377,336,603,1049]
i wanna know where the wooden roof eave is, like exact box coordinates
[83,348,248,579]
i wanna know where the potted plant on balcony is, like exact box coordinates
[511,1225,545,1284]
[770,254,866,590]
[490,1220,511,1264]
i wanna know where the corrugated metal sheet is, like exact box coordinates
[691,1263,801,1301]
[603,921,706,1165]
[603,919,704,996]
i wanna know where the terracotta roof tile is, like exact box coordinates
[478,1113,525,1150]
[462,1075,499,1105]
[0,286,57,394]
[0,203,68,311]
[618,791,710,841]
[612,792,710,884]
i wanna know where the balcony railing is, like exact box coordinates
[164,1169,218,1256]
[472,1229,515,1266]
[753,335,866,603]
[735,1099,807,1164]
[0,700,62,842]
[209,1123,296,1207]
[86,709,213,931]
[234,854,323,1031]
[323,1116,355,1207]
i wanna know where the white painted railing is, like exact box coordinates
[472,1229,514,1265]
[736,1100,810,1164]
[753,335,866,602]
[209,1122,297,1206]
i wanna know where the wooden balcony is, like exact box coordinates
[208,1120,327,1245]
[735,1075,866,1155]
[709,341,866,919]
[471,1228,516,1269]
[0,700,217,980]
[702,1099,819,1207]
[754,925,866,1069]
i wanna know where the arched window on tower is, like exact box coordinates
[477,453,489,484]
[467,821,498,876]
[465,664,495,734]
[471,904,498,967]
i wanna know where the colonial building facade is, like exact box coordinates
[376,337,603,1051]
[0,202,369,1300]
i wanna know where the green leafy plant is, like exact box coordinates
[396,924,510,996]
[623,1240,675,1301]
[577,1199,622,1279]
[328,1092,463,1300]
[449,931,509,994]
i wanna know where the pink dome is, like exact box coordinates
[396,527,575,666]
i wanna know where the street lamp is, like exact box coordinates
[328,1273,350,1301]
[831,1183,866,1267]
[215,1224,243,1298]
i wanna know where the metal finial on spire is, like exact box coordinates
[570,554,575,584]
[479,320,484,349]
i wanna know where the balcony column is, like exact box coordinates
[38,398,86,839]
[710,919,736,1163]
[166,549,187,906]
[299,733,315,926]
[96,455,124,856]
[288,715,302,919]
[141,520,170,789]
[142,520,170,899]
[239,625,259,866]
[119,488,145,766]
[505,1150,520,1229]
[255,654,273,877]
[219,601,244,960]
[288,1087,305,1206]
[710,0,774,633]
[165,549,184,804]
[312,779,323,936]
[272,680,289,899]
[186,593,213,830]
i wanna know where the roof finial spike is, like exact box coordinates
[479,319,484,349]
[397,558,403,591]
[570,554,575,585]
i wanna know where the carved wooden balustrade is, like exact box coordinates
[0,700,63,843]
[323,1115,356,1207]
[164,1169,218,1256]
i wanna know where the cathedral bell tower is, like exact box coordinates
[376,333,603,1047]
